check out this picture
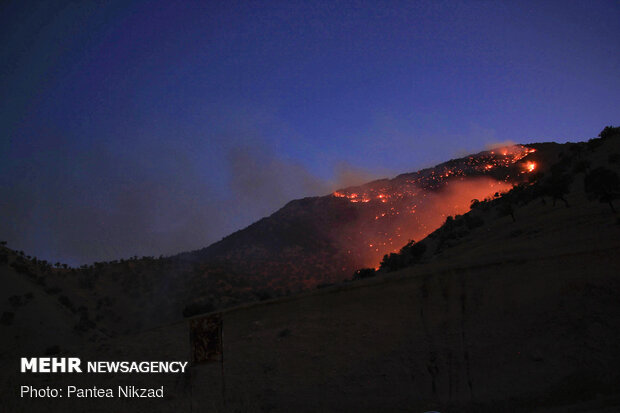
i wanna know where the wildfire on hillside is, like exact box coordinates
[330,145,538,270]
[333,145,536,205]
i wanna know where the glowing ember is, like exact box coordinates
[523,161,536,173]
[332,145,536,204]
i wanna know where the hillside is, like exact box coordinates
[1,142,559,336]
[185,144,550,280]
[1,129,616,341]
[3,128,620,412]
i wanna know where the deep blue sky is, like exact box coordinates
[1,0,619,264]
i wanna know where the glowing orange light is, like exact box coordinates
[523,161,536,173]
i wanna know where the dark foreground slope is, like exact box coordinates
[5,132,620,412]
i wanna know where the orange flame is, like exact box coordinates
[523,161,536,173]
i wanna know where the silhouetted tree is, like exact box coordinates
[545,173,573,208]
[584,167,620,213]
[587,138,604,151]
[599,125,620,140]
[507,183,532,206]
[401,240,427,259]
[58,295,77,313]
[379,240,427,272]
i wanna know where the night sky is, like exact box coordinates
[1,0,619,265]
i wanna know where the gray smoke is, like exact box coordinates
[0,140,385,266]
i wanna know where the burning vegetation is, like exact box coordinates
[333,145,536,204]
[330,145,538,268]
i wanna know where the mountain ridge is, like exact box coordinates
[1,134,607,337]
